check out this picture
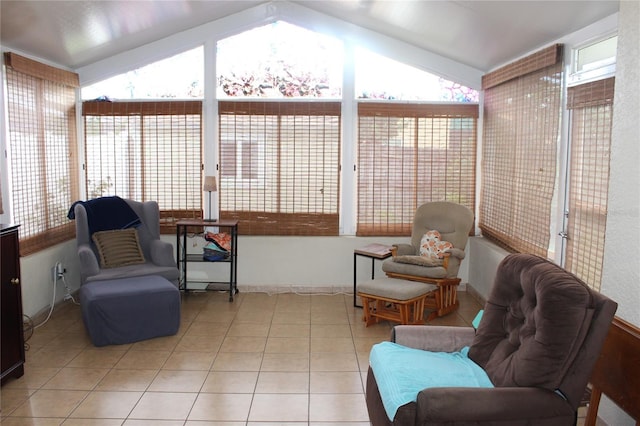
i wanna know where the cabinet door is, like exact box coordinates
[1,228,25,382]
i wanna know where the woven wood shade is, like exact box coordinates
[4,53,79,255]
[82,100,204,234]
[83,100,202,115]
[481,44,563,90]
[4,52,79,88]
[564,77,615,291]
[480,45,564,256]
[219,101,341,235]
[567,77,615,109]
[357,102,478,236]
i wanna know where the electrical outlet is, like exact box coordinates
[52,262,64,281]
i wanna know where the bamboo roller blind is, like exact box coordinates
[564,77,615,291]
[82,100,203,233]
[4,52,79,254]
[480,45,564,256]
[218,101,341,235]
[357,102,478,236]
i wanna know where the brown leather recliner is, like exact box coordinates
[366,253,618,425]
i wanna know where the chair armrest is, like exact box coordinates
[446,247,466,259]
[392,325,476,352]
[416,387,574,424]
[149,239,177,267]
[392,243,415,256]
[78,244,100,280]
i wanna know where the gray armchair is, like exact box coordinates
[74,198,179,285]
[366,253,618,425]
[382,201,474,320]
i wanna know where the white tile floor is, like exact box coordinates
[2,290,484,425]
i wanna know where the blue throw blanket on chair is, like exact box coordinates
[369,341,494,421]
[68,196,141,235]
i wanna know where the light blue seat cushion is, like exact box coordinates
[369,341,494,421]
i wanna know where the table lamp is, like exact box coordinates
[203,175,217,222]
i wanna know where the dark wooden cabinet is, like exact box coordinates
[1,224,25,385]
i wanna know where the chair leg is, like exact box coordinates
[360,295,372,326]
[399,303,409,324]
[424,283,460,321]
[414,296,426,324]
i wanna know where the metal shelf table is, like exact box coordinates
[176,219,238,301]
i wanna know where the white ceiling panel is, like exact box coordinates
[0,0,619,71]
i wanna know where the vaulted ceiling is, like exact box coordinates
[1,0,619,73]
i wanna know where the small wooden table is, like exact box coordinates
[353,243,392,308]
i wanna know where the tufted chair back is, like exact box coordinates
[468,253,617,410]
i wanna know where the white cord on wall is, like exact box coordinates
[61,274,79,305]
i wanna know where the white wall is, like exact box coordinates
[185,235,471,293]
[597,1,640,424]
[19,241,81,319]
[467,237,510,301]
[601,0,640,333]
[186,236,403,293]
[18,234,476,318]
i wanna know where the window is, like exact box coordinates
[480,44,564,256]
[357,103,478,235]
[82,47,204,100]
[355,48,479,102]
[4,52,79,255]
[217,21,342,99]
[564,77,615,291]
[569,35,617,86]
[219,101,341,235]
[82,100,203,233]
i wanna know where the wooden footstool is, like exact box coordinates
[357,277,434,326]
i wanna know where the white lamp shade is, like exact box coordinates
[203,175,217,192]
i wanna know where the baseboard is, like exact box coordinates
[238,284,353,295]
[236,284,472,297]
[465,283,486,306]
